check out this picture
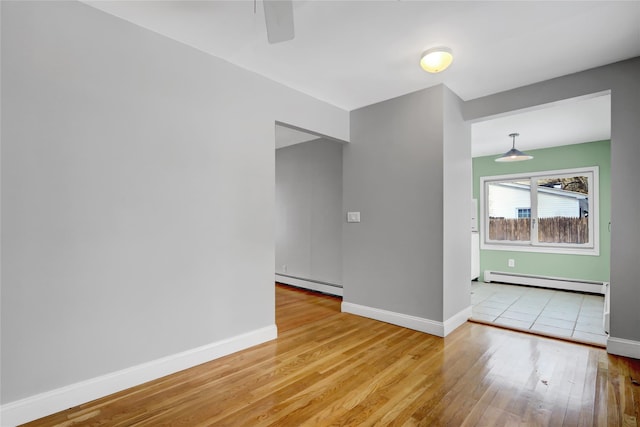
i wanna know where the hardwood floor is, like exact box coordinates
[24,284,640,426]
[275,283,342,333]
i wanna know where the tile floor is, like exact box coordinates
[471,281,608,346]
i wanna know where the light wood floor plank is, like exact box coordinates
[22,283,640,426]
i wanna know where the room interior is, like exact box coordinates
[1,1,639,425]
[468,94,612,345]
[275,92,612,345]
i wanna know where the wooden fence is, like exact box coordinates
[489,217,589,243]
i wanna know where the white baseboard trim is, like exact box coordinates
[443,306,472,336]
[483,271,606,295]
[275,274,343,297]
[603,282,610,334]
[607,336,640,360]
[341,302,444,337]
[0,325,277,427]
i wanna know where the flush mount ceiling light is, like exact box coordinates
[495,133,534,162]
[419,47,453,73]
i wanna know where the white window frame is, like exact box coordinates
[480,166,599,256]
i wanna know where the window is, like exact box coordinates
[480,167,599,255]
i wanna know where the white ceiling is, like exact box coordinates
[275,93,612,156]
[85,1,637,153]
[471,92,611,158]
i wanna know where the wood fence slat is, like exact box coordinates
[489,217,588,243]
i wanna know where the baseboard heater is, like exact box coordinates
[483,270,607,295]
[275,273,343,297]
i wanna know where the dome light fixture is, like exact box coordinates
[419,47,453,73]
[495,133,534,162]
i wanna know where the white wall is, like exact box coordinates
[0,0,348,411]
[488,185,579,219]
[464,57,640,355]
[487,185,532,218]
[537,193,580,218]
[275,139,343,286]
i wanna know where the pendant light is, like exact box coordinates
[495,133,533,162]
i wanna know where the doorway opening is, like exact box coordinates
[469,92,611,347]
[274,121,347,306]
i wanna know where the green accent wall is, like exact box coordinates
[473,140,610,283]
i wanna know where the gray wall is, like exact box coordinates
[343,85,471,324]
[442,87,472,320]
[344,86,444,321]
[275,139,343,285]
[464,57,640,343]
[1,1,348,404]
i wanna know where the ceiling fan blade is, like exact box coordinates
[263,0,294,44]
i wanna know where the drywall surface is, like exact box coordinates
[343,86,445,321]
[276,139,343,285]
[442,87,472,320]
[465,57,640,343]
[1,1,348,404]
[473,140,611,283]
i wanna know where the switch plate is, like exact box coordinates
[508,259,515,268]
[347,212,361,223]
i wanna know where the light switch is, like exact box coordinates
[347,212,361,223]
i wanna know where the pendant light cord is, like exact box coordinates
[509,132,520,149]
